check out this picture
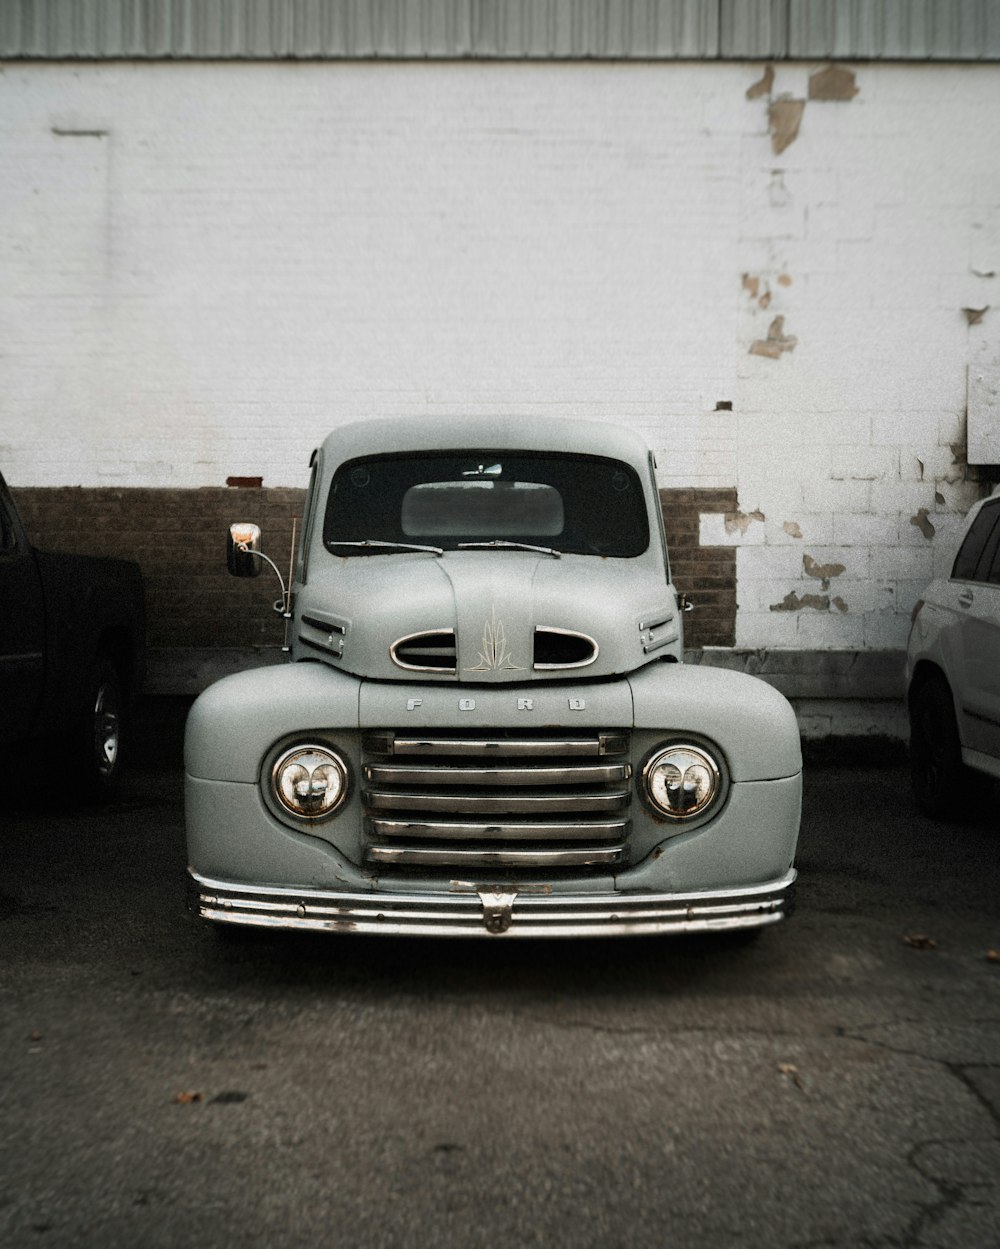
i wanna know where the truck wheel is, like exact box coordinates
[75,658,124,800]
[909,676,970,819]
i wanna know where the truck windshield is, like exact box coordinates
[323,452,650,557]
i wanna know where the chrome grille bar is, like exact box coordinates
[367,845,623,867]
[365,789,630,814]
[369,817,628,842]
[364,733,627,757]
[364,762,631,787]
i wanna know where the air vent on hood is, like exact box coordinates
[391,629,457,674]
[533,627,599,671]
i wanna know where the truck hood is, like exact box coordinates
[292,550,681,682]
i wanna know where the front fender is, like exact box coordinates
[184,660,362,782]
[628,662,801,782]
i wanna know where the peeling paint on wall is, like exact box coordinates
[746,65,775,100]
[783,521,803,539]
[725,509,765,536]
[749,315,797,359]
[832,596,849,613]
[770,591,830,613]
[803,554,846,589]
[768,98,805,155]
[910,508,936,539]
[963,306,988,325]
[808,65,860,101]
[743,272,778,311]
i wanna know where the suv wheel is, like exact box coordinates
[909,675,972,819]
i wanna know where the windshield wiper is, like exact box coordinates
[457,540,562,558]
[327,539,444,556]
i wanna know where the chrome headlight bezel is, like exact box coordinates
[269,742,350,822]
[640,741,725,822]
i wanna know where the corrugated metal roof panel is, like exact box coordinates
[2,0,1000,59]
[720,0,787,59]
[788,0,1000,60]
[0,0,717,58]
[469,1,718,59]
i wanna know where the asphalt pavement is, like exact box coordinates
[1,703,998,1249]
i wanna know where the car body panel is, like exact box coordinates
[907,487,1000,782]
[0,471,145,752]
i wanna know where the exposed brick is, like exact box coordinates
[13,484,739,653]
[660,487,738,649]
[12,486,305,649]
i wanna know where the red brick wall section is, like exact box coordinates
[659,487,738,649]
[10,485,737,652]
[12,487,306,650]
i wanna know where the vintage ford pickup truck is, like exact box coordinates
[186,417,801,937]
[0,471,145,796]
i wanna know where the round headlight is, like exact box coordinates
[272,744,348,820]
[642,744,722,821]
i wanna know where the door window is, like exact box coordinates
[952,501,1000,582]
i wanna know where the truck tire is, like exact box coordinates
[74,657,124,800]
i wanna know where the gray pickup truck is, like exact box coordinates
[186,417,801,939]
[0,472,145,797]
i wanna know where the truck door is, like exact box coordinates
[0,486,46,740]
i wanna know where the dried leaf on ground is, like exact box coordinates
[903,934,937,950]
[778,1062,805,1090]
[172,1091,204,1105]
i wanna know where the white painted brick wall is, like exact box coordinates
[0,60,996,651]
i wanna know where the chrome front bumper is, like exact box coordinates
[190,868,797,938]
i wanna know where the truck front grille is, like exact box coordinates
[361,730,632,871]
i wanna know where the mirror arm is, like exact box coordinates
[237,544,292,650]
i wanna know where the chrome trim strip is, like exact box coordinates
[302,614,346,635]
[369,817,628,842]
[363,762,631,787]
[367,734,628,758]
[641,629,679,654]
[364,789,630,813]
[389,628,457,674]
[300,635,344,658]
[533,625,600,671]
[638,610,679,654]
[191,869,797,938]
[638,612,674,631]
[365,844,624,867]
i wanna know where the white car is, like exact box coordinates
[906,484,1000,816]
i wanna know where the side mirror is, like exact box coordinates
[227,523,263,578]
